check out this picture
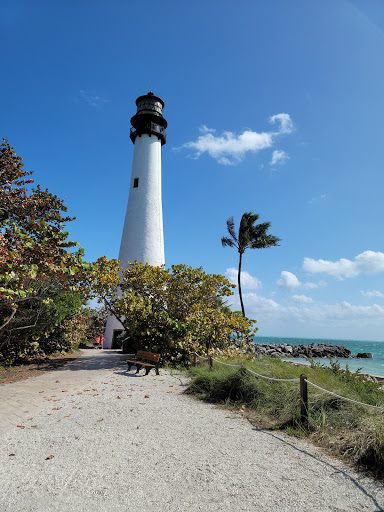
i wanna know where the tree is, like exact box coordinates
[221,212,281,317]
[89,258,257,363]
[0,139,91,360]
[82,305,108,342]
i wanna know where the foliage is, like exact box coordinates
[307,355,380,398]
[0,286,88,365]
[82,305,108,341]
[221,211,280,317]
[0,139,92,362]
[89,258,257,363]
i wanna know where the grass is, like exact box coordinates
[186,355,384,479]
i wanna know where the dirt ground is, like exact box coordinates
[0,350,84,385]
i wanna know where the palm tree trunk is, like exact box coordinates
[238,251,245,317]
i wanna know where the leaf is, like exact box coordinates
[45,455,54,460]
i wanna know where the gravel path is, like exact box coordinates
[0,350,383,511]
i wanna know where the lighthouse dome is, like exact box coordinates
[136,92,164,117]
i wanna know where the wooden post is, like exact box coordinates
[193,353,196,367]
[300,374,308,424]
[209,355,213,370]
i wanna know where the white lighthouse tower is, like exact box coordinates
[103,92,167,349]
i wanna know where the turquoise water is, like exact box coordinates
[253,336,384,377]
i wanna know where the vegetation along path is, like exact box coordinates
[0,350,383,512]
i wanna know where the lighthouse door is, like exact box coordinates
[112,329,124,349]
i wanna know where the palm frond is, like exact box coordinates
[239,212,259,249]
[221,236,236,248]
[226,216,238,243]
[250,222,271,239]
[250,234,281,249]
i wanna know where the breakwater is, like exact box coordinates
[248,342,372,359]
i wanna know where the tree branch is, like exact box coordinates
[0,307,17,332]
[9,308,43,332]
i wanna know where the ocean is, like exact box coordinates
[253,336,384,377]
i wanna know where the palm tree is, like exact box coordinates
[221,212,281,317]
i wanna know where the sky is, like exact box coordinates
[1,0,384,341]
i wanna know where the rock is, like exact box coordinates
[249,341,363,360]
[356,352,373,358]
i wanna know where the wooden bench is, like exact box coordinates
[126,351,160,376]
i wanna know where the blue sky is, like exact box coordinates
[2,0,384,341]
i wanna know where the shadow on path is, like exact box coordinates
[252,424,384,512]
[54,350,127,373]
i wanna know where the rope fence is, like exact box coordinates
[195,353,209,360]
[305,378,384,412]
[193,352,384,422]
[246,367,300,382]
[211,357,242,368]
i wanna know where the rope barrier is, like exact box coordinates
[195,352,299,382]
[194,352,209,360]
[246,367,300,382]
[211,357,241,368]
[305,379,384,412]
[193,353,384,411]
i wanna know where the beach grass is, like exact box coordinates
[186,355,384,478]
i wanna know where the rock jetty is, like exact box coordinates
[247,342,372,359]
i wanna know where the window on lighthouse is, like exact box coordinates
[133,178,139,188]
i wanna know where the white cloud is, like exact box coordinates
[269,113,294,134]
[229,293,384,326]
[199,125,216,134]
[308,193,327,204]
[277,271,326,291]
[179,113,294,165]
[231,293,281,318]
[277,271,301,290]
[225,268,261,289]
[303,251,384,279]
[79,90,108,108]
[303,280,327,289]
[181,130,273,165]
[292,294,314,304]
[270,149,289,166]
[361,290,384,298]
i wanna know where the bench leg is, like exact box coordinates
[155,364,159,376]
[135,364,142,374]
[127,362,134,372]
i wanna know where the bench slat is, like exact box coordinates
[126,359,155,367]
[136,351,160,362]
[126,351,161,376]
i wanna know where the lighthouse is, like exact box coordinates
[103,92,167,349]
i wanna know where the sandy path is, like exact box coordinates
[0,350,383,512]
